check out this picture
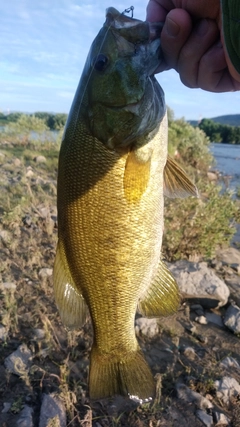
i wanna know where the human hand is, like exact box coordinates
[146,0,240,92]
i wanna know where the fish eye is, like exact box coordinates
[92,54,109,72]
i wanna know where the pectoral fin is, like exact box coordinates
[138,260,180,317]
[164,156,198,198]
[53,240,88,329]
[124,151,151,203]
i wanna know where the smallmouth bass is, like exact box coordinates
[53,7,197,401]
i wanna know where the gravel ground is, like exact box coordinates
[0,144,240,427]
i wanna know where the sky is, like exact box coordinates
[1,0,240,120]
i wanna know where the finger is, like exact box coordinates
[146,0,220,21]
[177,19,219,88]
[146,0,173,22]
[158,9,193,71]
[198,42,240,91]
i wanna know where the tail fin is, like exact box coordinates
[89,345,155,401]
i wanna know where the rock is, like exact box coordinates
[22,215,32,227]
[210,259,223,270]
[32,328,45,340]
[34,155,47,163]
[38,206,51,218]
[4,344,32,376]
[51,215,58,225]
[37,203,57,215]
[2,402,11,413]
[185,296,221,309]
[196,334,208,344]
[135,317,159,338]
[225,275,240,306]
[14,158,21,167]
[2,282,17,291]
[168,261,230,307]
[17,405,33,427]
[214,376,240,405]
[39,393,66,427]
[207,171,218,181]
[195,409,213,427]
[195,315,208,325]
[38,268,53,279]
[182,347,196,360]
[191,304,204,316]
[26,168,34,178]
[0,230,11,244]
[185,323,197,334]
[0,325,8,340]
[229,264,240,273]
[213,411,230,426]
[176,383,213,409]
[205,312,224,328]
[223,266,235,276]
[191,304,204,311]
[223,304,240,333]
[216,247,240,266]
[220,357,240,370]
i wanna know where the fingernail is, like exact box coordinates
[196,19,209,36]
[166,17,180,37]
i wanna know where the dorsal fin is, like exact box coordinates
[164,155,198,198]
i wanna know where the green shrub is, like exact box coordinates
[5,114,48,134]
[168,116,212,171]
[236,186,240,199]
[163,180,238,260]
[164,113,239,260]
[0,114,63,148]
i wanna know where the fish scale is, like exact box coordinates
[53,7,197,401]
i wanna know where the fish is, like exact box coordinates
[53,7,197,402]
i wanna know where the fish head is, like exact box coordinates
[80,7,165,150]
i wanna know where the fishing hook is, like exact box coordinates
[122,6,134,18]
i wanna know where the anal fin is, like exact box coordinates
[53,240,88,329]
[138,260,180,317]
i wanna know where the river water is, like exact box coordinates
[210,143,240,193]
[210,143,240,245]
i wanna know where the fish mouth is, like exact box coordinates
[104,100,142,111]
[100,80,155,114]
[100,93,146,112]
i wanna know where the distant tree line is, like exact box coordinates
[0,112,67,130]
[1,112,240,143]
[199,118,240,144]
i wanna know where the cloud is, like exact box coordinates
[0,0,239,118]
[57,90,74,99]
